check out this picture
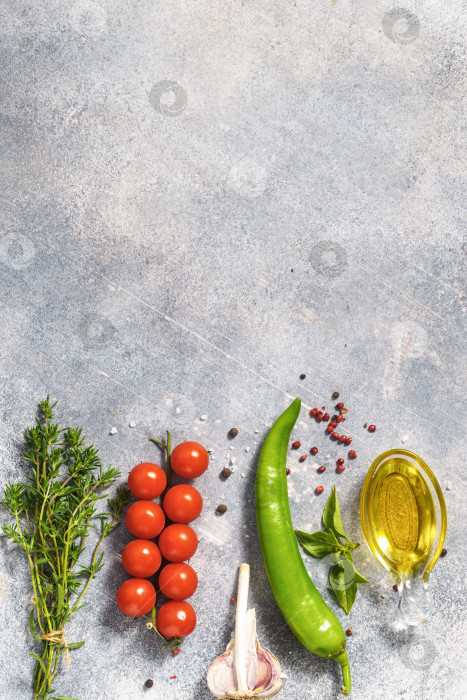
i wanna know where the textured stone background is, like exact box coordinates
[0,0,465,698]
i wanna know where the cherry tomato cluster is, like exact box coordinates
[116,441,209,641]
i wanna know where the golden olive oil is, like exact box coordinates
[366,457,437,578]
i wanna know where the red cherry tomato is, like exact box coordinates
[116,578,156,617]
[159,563,198,600]
[128,462,166,499]
[156,600,196,638]
[171,442,209,479]
[121,539,162,578]
[125,501,165,539]
[163,485,203,523]
[158,524,198,562]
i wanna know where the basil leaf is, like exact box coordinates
[322,485,348,541]
[343,550,370,583]
[329,561,358,614]
[295,530,342,558]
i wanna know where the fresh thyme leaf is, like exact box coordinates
[1,397,128,700]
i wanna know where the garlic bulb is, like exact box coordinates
[207,564,283,699]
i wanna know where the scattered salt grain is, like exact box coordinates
[245,447,250,452]
[241,473,246,478]
[230,446,234,450]
[109,427,117,435]
[401,435,409,443]
[175,407,182,414]
[254,429,259,434]
[129,421,136,428]
[200,414,208,421]
[229,457,237,465]
[445,481,452,490]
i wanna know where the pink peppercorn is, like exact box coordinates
[310,408,318,416]
[368,424,376,432]
[344,437,352,446]
[316,412,324,421]
[336,465,345,473]
[331,432,339,439]
[172,648,180,655]
[310,446,318,454]
[329,421,338,428]
[337,415,344,423]
[336,402,344,409]
[317,466,326,473]
[349,450,357,458]
[326,425,334,433]
[292,441,301,449]
[299,455,307,462]
[323,413,330,421]
[286,468,291,475]
[338,435,347,443]
[315,486,324,494]
[337,458,345,466]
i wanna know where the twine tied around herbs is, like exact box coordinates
[38,630,71,665]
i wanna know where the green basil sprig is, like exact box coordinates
[295,485,369,614]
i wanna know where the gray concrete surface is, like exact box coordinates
[0,1,465,699]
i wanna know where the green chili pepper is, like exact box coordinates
[255,398,351,695]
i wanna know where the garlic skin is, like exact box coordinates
[207,565,283,699]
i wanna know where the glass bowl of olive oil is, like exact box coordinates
[360,449,447,625]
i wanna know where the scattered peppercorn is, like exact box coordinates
[344,437,352,446]
[315,486,324,494]
[229,427,239,437]
[316,411,324,421]
[336,402,344,409]
[393,584,398,591]
[332,391,340,399]
[286,468,291,475]
[300,373,306,379]
[321,406,326,411]
[231,597,236,604]
[221,467,231,478]
[326,425,334,433]
[348,450,357,458]
[336,465,345,473]
[216,504,228,514]
[291,440,301,449]
[317,466,326,473]
[310,408,318,416]
[363,423,367,429]
[338,435,347,443]
[331,432,339,439]
[299,455,307,462]
[170,675,177,679]
[368,424,376,432]
[323,413,330,421]
[145,679,154,688]
[172,647,180,655]
[337,458,345,466]
[337,415,344,423]
[440,548,447,557]
[346,628,354,636]
[331,414,338,422]
[310,446,318,454]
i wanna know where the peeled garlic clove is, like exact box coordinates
[207,564,283,699]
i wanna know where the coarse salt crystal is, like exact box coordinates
[229,457,236,465]
[445,481,452,490]
[245,447,250,452]
[254,429,259,433]
[129,421,136,428]
[241,473,246,478]
[109,427,117,435]
[200,414,208,421]
[401,435,409,443]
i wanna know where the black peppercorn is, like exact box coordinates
[145,679,154,688]
[216,504,227,514]
[332,391,339,399]
[300,373,306,379]
[440,548,447,557]
[229,427,238,437]
[221,467,231,478]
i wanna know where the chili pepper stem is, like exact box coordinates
[335,650,351,696]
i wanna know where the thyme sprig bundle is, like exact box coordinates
[1,397,130,700]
